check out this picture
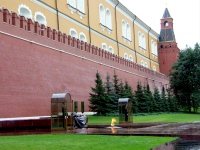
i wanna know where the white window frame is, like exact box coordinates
[141,60,144,66]
[122,20,131,43]
[79,32,87,42]
[153,66,156,71]
[70,28,78,38]
[99,4,105,28]
[106,8,112,30]
[151,40,158,57]
[77,0,85,19]
[129,55,133,62]
[138,32,142,48]
[122,20,126,40]
[144,62,148,68]
[34,12,47,26]
[102,43,107,51]
[67,0,85,19]
[108,46,114,54]
[18,4,32,19]
[124,53,128,59]
[126,23,131,41]
[67,0,76,14]
[142,34,146,50]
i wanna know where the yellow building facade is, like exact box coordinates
[0,0,160,72]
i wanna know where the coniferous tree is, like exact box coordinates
[153,87,161,112]
[118,79,125,98]
[124,81,138,113]
[161,86,169,112]
[113,70,120,112]
[105,73,117,113]
[136,82,148,113]
[143,84,153,113]
[89,71,109,115]
[167,89,179,112]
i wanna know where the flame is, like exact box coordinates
[111,118,116,127]
[111,127,117,134]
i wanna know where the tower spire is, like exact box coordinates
[162,8,171,18]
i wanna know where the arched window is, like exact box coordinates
[144,62,148,67]
[99,4,105,26]
[108,46,114,54]
[151,40,154,54]
[129,55,133,61]
[153,66,156,71]
[106,9,112,29]
[124,53,128,59]
[77,0,85,13]
[141,60,144,66]
[154,42,157,56]
[68,0,76,8]
[18,4,32,19]
[79,32,87,42]
[122,20,126,37]
[70,28,78,38]
[34,12,47,26]
[142,34,146,49]
[102,43,107,51]
[127,24,131,40]
[164,21,168,26]
[138,32,142,47]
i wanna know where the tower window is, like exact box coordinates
[164,21,169,26]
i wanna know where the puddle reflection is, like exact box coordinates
[152,138,200,150]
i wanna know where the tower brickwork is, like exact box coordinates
[158,8,180,75]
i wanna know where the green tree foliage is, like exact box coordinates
[124,81,138,113]
[118,80,125,98]
[161,86,169,112]
[153,87,161,112]
[143,84,154,113]
[105,73,117,113]
[89,71,109,115]
[167,89,179,112]
[113,70,120,97]
[136,82,148,113]
[169,43,200,113]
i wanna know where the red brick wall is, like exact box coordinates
[0,8,169,118]
[158,42,180,75]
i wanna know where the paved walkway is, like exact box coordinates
[75,122,200,140]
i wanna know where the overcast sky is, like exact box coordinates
[119,0,200,50]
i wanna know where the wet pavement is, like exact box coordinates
[73,122,200,150]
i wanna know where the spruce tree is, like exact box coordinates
[167,89,179,112]
[113,70,120,112]
[124,81,138,113]
[153,87,161,112]
[143,84,153,113]
[135,82,148,113]
[89,71,109,115]
[105,73,117,114]
[161,86,169,112]
[118,79,125,98]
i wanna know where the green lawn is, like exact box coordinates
[87,113,200,124]
[1,113,199,150]
[0,134,177,150]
